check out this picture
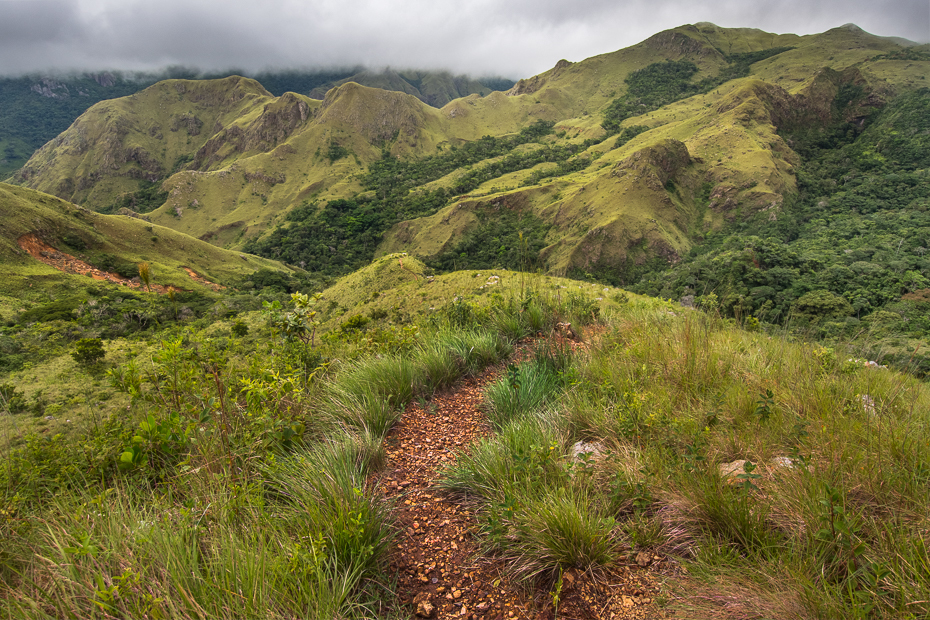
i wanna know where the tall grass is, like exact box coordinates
[484,359,564,428]
[2,439,393,619]
[443,300,930,616]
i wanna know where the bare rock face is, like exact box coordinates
[91,72,116,87]
[193,92,310,169]
[31,78,70,99]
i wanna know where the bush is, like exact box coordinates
[71,337,105,367]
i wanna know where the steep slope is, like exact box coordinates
[0,182,290,313]
[12,77,277,208]
[0,72,161,179]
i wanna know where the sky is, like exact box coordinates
[0,0,927,79]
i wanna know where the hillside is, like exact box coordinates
[10,23,928,288]
[2,246,929,618]
[0,68,511,179]
[0,182,293,318]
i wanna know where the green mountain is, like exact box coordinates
[0,181,292,312]
[0,68,511,179]
[9,23,928,286]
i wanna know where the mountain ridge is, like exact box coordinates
[9,22,929,281]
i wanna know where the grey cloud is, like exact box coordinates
[0,0,926,78]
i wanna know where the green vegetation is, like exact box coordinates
[602,48,794,134]
[426,208,551,272]
[103,180,170,215]
[442,301,930,618]
[70,337,105,367]
[3,23,930,619]
[0,73,149,178]
[245,121,557,275]
[0,266,559,617]
[632,88,930,373]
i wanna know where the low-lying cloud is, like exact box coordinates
[0,0,927,78]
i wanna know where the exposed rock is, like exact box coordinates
[31,78,70,99]
[413,590,435,617]
[194,92,310,169]
[91,72,116,87]
[571,441,605,462]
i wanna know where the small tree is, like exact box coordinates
[138,262,152,292]
[72,338,105,368]
[263,292,323,348]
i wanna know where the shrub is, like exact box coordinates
[71,338,105,367]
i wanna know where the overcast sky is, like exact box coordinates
[1,0,927,79]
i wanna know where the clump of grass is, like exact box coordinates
[437,328,513,375]
[335,355,424,408]
[440,414,566,501]
[322,385,400,439]
[484,360,564,428]
[507,489,619,579]
[416,340,462,393]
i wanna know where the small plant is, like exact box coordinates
[417,395,437,417]
[815,484,865,582]
[264,292,323,348]
[138,262,152,292]
[754,388,775,422]
[0,383,26,413]
[735,460,761,492]
[507,363,521,392]
[550,567,564,619]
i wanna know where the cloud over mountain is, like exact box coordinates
[0,0,927,77]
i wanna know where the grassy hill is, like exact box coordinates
[0,182,289,303]
[1,249,928,618]
[0,68,511,180]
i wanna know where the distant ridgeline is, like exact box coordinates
[0,69,514,178]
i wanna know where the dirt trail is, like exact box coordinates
[17,233,222,292]
[376,339,668,620]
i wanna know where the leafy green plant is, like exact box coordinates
[755,388,775,422]
[814,484,865,582]
[71,337,105,367]
[264,292,323,348]
[735,460,761,492]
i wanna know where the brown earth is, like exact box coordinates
[375,336,671,620]
[17,233,222,292]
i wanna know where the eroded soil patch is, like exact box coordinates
[17,233,221,292]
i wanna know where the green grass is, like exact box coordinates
[439,298,930,617]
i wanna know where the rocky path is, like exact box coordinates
[374,343,669,620]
